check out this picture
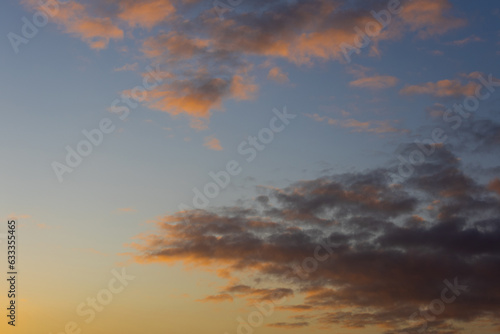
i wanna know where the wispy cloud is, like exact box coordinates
[197,293,233,303]
[400,73,482,97]
[204,135,223,151]
[349,75,398,90]
[268,67,289,84]
[267,322,309,329]
[307,113,407,135]
[114,63,138,72]
[446,35,484,46]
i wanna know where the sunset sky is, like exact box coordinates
[1,0,500,333]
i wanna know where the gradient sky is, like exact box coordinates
[1,0,500,333]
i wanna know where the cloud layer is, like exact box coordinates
[130,144,500,333]
[22,0,467,125]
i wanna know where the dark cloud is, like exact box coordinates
[130,145,500,333]
[450,118,500,153]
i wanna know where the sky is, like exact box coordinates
[1,0,500,333]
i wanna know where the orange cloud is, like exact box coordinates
[197,285,295,305]
[23,1,124,49]
[197,293,233,303]
[219,0,464,64]
[400,0,466,38]
[142,32,210,59]
[139,31,259,122]
[204,136,223,151]
[7,213,31,220]
[118,0,175,29]
[230,75,258,100]
[277,305,313,312]
[224,285,294,303]
[141,71,257,124]
[489,178,500,196]
[400,78,478,97]
[349,75,398,90]
[268,67,289,83]
[19,0,466,126]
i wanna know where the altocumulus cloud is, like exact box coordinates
[20,0,466,127]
